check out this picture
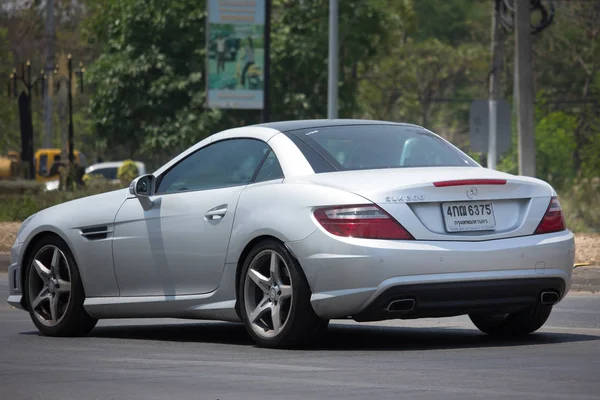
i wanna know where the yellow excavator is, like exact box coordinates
[0,149,87,182]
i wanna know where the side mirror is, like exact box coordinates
[129,174,155,197]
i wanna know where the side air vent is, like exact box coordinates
[80,226,111,240]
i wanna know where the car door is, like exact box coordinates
[112,138,273,297]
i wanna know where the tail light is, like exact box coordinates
[433,179,507,187]
[534,196,566,234]
[313,204,414,240]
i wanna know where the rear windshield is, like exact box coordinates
[285,125,478,173]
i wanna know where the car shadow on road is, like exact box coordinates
[319,323,599,351]
[72,320,600,351]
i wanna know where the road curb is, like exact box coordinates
[571,266,600,293]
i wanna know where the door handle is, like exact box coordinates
[205,204,228,220]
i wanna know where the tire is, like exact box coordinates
[23,235,98,337]
[469,303,552,338]
[238,240,328,349]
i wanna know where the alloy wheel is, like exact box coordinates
[243,249,293,339]
[28,245,72,327]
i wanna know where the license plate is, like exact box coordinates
[442,201,496,232]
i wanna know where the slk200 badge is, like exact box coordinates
[386,195,425,202]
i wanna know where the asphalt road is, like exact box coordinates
[1,274,599,400]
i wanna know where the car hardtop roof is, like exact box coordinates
[251,119,423,133]
[86,161,145,170]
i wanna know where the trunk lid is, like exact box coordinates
[295,167,553,241]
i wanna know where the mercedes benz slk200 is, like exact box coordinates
[7,120,575,348]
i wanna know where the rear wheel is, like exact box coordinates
[238,240,328,348]
[469,303,552,338]
[24,236,98,336]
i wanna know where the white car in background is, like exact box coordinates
[44,161,146,191]
[85,161,146,184]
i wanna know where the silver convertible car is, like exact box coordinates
[7,120,575,348]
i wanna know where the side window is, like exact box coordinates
[254,150,284,183]
[156,139,270,194]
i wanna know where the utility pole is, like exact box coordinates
[515,0,536,177]
[67,55,75,165]
[7,62,46,179]
[327,0,338,119]
[488,0,503,170]
[261,0,271,123]
[43,0,55,148]
[52,53,85,189]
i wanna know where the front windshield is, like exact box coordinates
[286,125,478,172]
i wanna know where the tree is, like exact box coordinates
[0,27,20,155]
[85,0,410,163]
[270,0,411,121]
[356,0,488,148]
[530,1,600,174]
[85,0,216,161]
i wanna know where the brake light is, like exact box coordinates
[313,205,414,240]
[433,179,507,187]
[534,196,566,234]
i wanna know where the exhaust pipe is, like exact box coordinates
[540,291,560,305]
[386,298,416,312]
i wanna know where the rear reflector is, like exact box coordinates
[433,179,507,187]
[534,196,566,234]
[313,205,414,240]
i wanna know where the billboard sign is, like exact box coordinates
[206,0,265,109]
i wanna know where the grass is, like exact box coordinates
[0,180,123,222]
[558,178,600,234]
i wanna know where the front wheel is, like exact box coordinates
[24,236,98,337]
[238,240,328,348]
[469,303,552,338]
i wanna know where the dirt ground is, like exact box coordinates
[574,233,600,265]
[0,222,598,264]
[0,222,20,253]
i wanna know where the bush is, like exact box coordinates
[117,160,139,187]
[82,173,109,187]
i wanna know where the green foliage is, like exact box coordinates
[85,0,407,159]
[356,0,488,152]
[358,38,487,128]
[411,0,486,46]
[270,0,411,121]
[82,172,108,186]
[117,159,139,186]
[580,129,600,179]
[498,110,580,191]
[0,27,20,155]
[85,0,218,157]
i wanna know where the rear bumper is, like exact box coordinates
[352,277,565,322]
[285,229,575,320]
